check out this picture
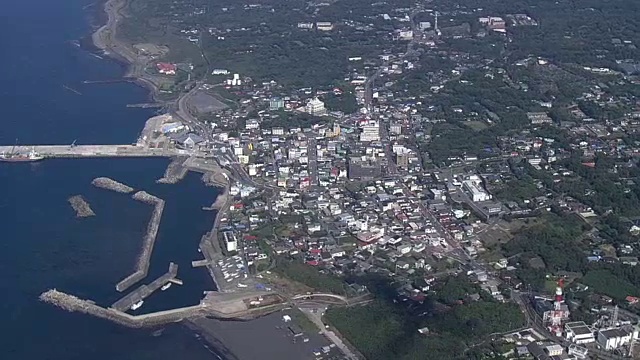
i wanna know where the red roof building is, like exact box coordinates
[157,62,177,75]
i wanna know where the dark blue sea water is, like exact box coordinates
[0,0,221,359]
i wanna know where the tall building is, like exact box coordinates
[305,97,326,116]
[223,231,238,253]
[360,120,380,142]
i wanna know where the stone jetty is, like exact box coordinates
[115,191,165,292]
[68,195,95,217]
[91,177,134,193]
[156,157,188,184]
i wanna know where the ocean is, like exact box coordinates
[0,0,221,359]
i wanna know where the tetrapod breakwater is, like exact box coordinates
[91,177,134,193]
[68,195,95,217]
[115,191,165,292]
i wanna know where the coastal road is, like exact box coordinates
[175,82,211,139]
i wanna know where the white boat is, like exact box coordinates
[161,282,172,291]
[130,300,144,310]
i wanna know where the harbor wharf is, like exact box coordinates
[0,145,186,158]
[115,191,165,292]
[111,262,178,311]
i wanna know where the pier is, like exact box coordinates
[111,262,178,311]
[169,278,183,285]
[191,259,213,268]
[0,145,186,159]
[115,191,165,292]
[126,103,166,108]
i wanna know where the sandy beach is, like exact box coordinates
[187,310,344,360]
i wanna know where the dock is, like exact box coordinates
[111,262,178,311]
[0,145,186,159]
[191,259,213,268]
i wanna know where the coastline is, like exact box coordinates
[81,3,306,359]
[90,0,161,101]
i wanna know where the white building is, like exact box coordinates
[463,179,491,202]
[397,244,412,255]
[305,97,326,116]
[398,30,413,40]
[544,344,563,356]
[212,69,229,75]
[223,231,238,253]
[316,22,334,31]
[360,120,380,142]
[597,326,639,350]
[419,21,431,30]
[567,344,588,359]
[226,73,242,86]
[297,22,314,29]
[245,119,260,130]
[565,322,595,344]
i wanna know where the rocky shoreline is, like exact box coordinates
[90,0,161,100]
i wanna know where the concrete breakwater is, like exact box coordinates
[39,289,207,328]
[198,233,221,292]
[115,191,165,292]
[157,157,189,184]
[39,288,286,328]
[92,177,134,193]
[112,263,178,311]
[68,195,95,217]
